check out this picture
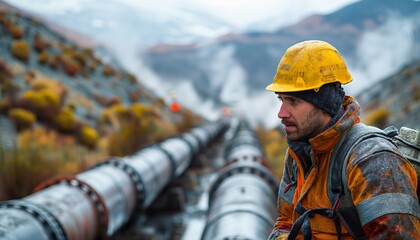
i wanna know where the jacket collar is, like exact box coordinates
[309,96,361,153]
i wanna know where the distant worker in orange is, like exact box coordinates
[266,40,420,239]
[221,107,231,117]
[169,101,181,113]
[169,91,181,113]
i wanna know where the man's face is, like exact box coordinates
[277,93,331,141]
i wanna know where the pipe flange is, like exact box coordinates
[35,176,109,239]
[100,158,147,211]
[0,200,67,240]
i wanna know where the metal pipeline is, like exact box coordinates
[201,119,278,240]
[0,119,229,240]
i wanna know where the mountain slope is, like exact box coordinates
[140,0,420,120]
[357,60,420,129]
[0,6,207,155]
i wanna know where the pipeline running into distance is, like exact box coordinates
[201,118,279,240]
[0,119,229,240]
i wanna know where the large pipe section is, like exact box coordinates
[0,119,229,240]
[201,119,279,240]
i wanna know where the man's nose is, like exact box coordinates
[278,104,289,119]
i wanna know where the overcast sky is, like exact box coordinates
[6,0,359,30]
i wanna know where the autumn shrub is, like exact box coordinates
[106,96,121,107]
[37,51,49,64]
[101,104,150,156]
[112,104,128,118]
[126,72,137,84]
[0,127,107,201]
[72,51,87,67]
[33,33,50,52]
[108,115,151,156]
[9,25,24,39]
[148,117,177,142]
[98,109,114,131]
[364,107,390,129]
[61,54,81,76]
[131,103,150,118]
[20,90,48,109]
[77,125,98,149]
[0,58,14,96]
[48,55,60,70]
[67,101,76,111]
[129,91,140,103]
[8,108,36,131]
[0,98,10,114]
[23,69,36,84]
[11,40,30,62]
[256,127,287,180]
[0,58,14,81]
[102,65,116,77]
[54,108,77,133]
[30,77,66,94]
[176,108,203,133]
[39,88,61,107]
[19,88,61,122]
[93,94,108,107]
[410,82,420,101]
[88,61,97,72]
[154,97,166,108]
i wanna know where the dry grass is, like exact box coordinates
[256,127,288,180]
[0,127,107,201]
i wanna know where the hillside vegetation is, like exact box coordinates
[0,10,205,201]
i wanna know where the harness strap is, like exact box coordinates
[328,123,385,240]
[287,206,342,240]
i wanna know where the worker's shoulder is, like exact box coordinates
[342,123,403,166]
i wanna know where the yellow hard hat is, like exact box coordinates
[266,40,352,93]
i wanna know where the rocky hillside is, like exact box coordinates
[0,6,205,153]
[357,60,420,130]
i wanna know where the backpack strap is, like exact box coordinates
[328,123,387,240]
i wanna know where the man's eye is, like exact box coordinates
[288,98,298,105]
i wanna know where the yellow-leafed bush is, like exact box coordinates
[78,125,98,149]
[0,127,107,201]
[37,51,49,64]
[67,101,76,111]
[9,25,24,39]
[131,103,150,118]
[61,54,81,76]
[11,40,30,62]
[256,127,287,180]
[126,73,137,84]
[364,107,390,129]
[8,108,36,131]
[111,104,128,118]
[102,65,116,77]
[33,33,50,52]
[54,108,76,133]
[0,98,10,114]
[21,90,48,109]
[38,88,61,108]
[30,77,67,99]
[20,88,61,123]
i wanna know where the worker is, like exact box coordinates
[265,40,420,239]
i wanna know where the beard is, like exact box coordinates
[282,108,327,141]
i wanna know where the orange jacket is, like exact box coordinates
[269,96,420,240]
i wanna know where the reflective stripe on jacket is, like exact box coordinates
[269,96,420,240]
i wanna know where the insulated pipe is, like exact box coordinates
[0,119,229,240]
[201,119,278,240]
